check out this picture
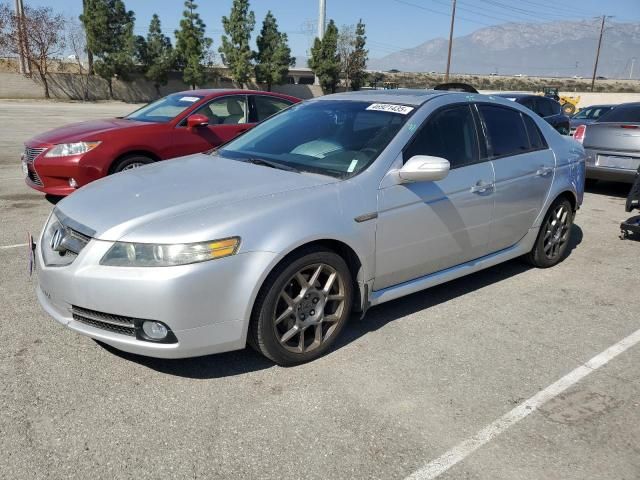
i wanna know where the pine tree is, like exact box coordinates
[219,0,255,87]
[136,14,174,96]
[254,11,294,91]
[80,0,135,98]
[348,20,368,91]
[308,20,340,94]
[174,0,212,89]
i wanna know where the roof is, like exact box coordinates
[320,89,447,106]
[493,93,537,99]
[171,89,297,99]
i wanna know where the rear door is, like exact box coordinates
[477,104,555,252]
[250,95,294,123]
[374,104,495,290]
[170,95,251,157]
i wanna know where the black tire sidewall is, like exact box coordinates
[529,197,574,268]
[110,155,153,174]
[252,249,353,366]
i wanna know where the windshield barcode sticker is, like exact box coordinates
[179,96,200,102]
[366,103,414,115]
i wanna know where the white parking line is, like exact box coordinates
[405,327,640,480]
[0,243,27,250]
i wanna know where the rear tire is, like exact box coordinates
[110,155,153,173]
[525,197,574,268]
[562,102,576,115]
[248,247,353,366]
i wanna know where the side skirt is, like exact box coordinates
[368,227,539,307]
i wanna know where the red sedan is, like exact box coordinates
[22,89,300,196]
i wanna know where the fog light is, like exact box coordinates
[142,321,168,340]
[68,178,78,188]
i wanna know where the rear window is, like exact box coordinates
[535,98,555,117]
[478,105,530,158]
[597,105,640,123]
[522,115,547,150]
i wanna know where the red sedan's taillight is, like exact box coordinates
[574,124,586,143]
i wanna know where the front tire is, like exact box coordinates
[525,197,574,268]
[110,155,153,173]
[248,247,353,366]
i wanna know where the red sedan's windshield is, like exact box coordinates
[125,93,204,123]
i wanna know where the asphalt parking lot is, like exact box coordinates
[1,99,639,480]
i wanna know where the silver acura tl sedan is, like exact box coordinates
[34,90,586,365]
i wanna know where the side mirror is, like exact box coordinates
[398,155,450,183]
[187,114,209,128]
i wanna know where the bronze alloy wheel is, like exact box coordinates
[272,263,346,354]
[248,248,353,366]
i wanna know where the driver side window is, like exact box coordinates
[404,104,479,169]
[193,95,248,125]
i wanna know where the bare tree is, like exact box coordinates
[67,17,89,100]
[0,3,12,57]
[4,5,66,98]
[337,24,355,90]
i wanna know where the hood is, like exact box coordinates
[55,153,335,241]
[28,118,152,145]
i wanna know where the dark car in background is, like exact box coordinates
[22,89,300,196]
[569,104,615,136]
[496,93,570,135]
[574,102,640,184]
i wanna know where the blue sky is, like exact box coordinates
[30,0,640,60]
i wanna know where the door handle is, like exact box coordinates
[536,166,553,177]
[470,181,494,194]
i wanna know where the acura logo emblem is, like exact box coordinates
[50,227,66,252]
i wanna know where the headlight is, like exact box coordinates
[100,237,240,267]
[45,141,101,157]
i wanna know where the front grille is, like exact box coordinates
[72,306,136,336]
[27,166,43,186]
[24,146,47,163]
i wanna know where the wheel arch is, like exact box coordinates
[251,238,367,318]
[109,150,160,174]
[555,189,578,212]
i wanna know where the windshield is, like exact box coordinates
[125,93,204,123]
[218,100,412,178]
[573,106,612,120]
[596,105,640,123]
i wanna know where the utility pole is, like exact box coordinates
[314,0,326,86]
[590,15,612,92]
[630,57,636,80]
[318,0,326,41]
[14,0,29,74]
[445,0,456,82]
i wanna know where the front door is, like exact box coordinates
[171,95,253,157]
[374,104,495,291]
[476,104,555,252]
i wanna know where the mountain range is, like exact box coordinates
[368,21,640,78]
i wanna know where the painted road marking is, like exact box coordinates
[0,243,28,250]
[405,327,640,480]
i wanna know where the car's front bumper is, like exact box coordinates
[35,236,278,358]
[23,143,105,196]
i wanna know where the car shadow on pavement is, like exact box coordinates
[96,341,275,379]
[586,181,630,199]
[98,224,582,377]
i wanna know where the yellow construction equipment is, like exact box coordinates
[539,86,580,115]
